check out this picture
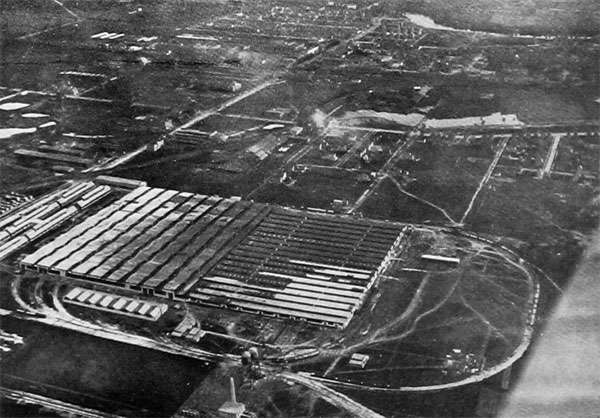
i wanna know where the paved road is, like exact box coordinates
[91,78,283,173]
[541,133,563,177]
[460,135,509,224]
[171,79,283,135]
[349,128,421,214]
[279,371,386,418]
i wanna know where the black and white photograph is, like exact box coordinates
[0,1,598,417]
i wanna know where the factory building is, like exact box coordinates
[21,184,409,329]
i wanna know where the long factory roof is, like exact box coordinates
[21,185,407,328]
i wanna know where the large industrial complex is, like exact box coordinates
[0,0,598,417]
[21,185,408,328]
[5,178,540,396]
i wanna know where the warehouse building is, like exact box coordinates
[21,184,408,329]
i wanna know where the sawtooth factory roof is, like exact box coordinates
[22,185,408,328]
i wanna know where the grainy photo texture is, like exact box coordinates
[0,1,598,417]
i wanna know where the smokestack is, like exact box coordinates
[229,377,237,403]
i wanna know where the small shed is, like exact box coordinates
[349,353,370,368]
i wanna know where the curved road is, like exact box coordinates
[279,371,385,418]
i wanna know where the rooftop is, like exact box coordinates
[21,184,407,328]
